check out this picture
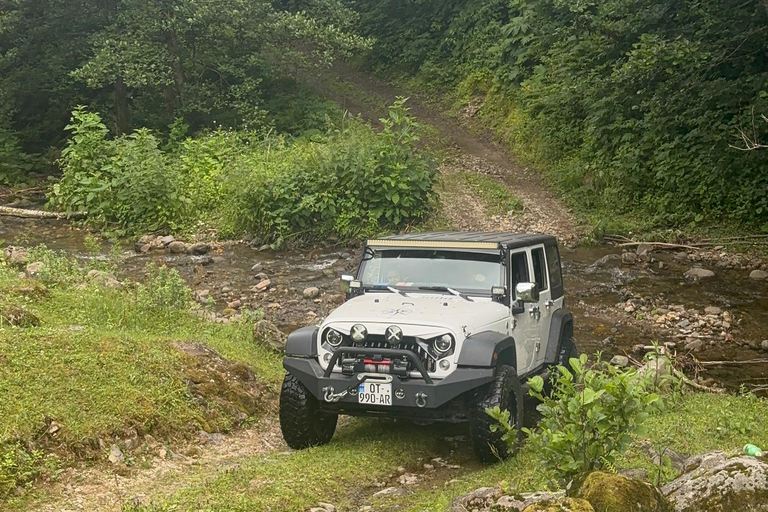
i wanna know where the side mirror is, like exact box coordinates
[491,286,507,303]
[515,282,539,303]
[340,275,354,294]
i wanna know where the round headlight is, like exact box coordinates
[385,325,403,345]
[433,334,453,354]
[324,328,343,347]
[350,324,368,342]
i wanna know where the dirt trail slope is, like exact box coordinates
[309,62,582,242]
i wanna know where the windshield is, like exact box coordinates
[359,249,503,294]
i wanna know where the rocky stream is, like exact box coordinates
[4,214,768,394]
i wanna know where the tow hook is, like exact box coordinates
[415,392,428,408]
[323,374,386,402]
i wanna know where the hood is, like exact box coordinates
[321,291,509,339]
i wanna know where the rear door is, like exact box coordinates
[532,244,565,369]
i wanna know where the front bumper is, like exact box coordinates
[283,355,494,411]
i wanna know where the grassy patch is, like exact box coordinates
[458,171,523,217]
[0,254,282,503]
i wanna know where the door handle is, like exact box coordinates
[544,300,555,309]
[529,305,540,320]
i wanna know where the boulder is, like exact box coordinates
[186,242,211,255]
[636,243,653,257]
[159,235,175,246]
[638,356,673,388]
[523,498,595,512]
[303,286,321,299]
[24,261,45,278]
[749,269,768,281]
[4,246,29,266]
[572,471,672,512]
[253,320,287,352]
[86,269,124,290]
[662,451,768,512]
[684,267,715,280]
[168,241,188,254]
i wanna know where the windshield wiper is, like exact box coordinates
[365,284,408,296]
[417,286,473,302]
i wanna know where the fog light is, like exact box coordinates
[323,353,332,363]
[350,324,368,342]
[439,359,450,371]
[395,388,405,399]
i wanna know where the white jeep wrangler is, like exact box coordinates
[279,232,577,462]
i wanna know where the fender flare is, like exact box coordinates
[284,325,318,357]
[457,330,517,369]
[544,309,573,364]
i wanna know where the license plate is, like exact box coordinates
[358,382,392,406]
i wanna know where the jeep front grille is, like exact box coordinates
[353,336,436,373]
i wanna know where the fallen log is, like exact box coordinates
[0,205,86,219]
[617,241,701,251]
[698,358,768,366]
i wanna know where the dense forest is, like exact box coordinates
[1,0,767,236]
[350,0,768,231]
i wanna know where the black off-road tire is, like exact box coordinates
[469,364,525,463]
[279,372,338,449]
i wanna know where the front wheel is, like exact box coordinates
[279,372,338,449]
[469,364,524,463]
[546,337,579,396]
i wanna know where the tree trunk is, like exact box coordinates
[164,29,186,107]
[114,75,131,135]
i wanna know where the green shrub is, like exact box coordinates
[496,354,662,479]
[136,264,191,310]
[50,100,436,242]
[0,118,34,185]
[50,107,190,234]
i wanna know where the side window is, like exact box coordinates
[510,252,530,298]
[531,248,548,291]
[545,245,563,289]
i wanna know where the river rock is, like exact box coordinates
[684,339,704,352]
[704,306,722,315]
[86,269,124,290]
[159,235,175,246]
[25,261,45,278]
[253,319,287,352]
[186,242,211,255]
[638,356,672,387]
[108,444,124,464]
[572,471,672,512]
[684,267,715,279]
[253,279,271,292]
[168,241,187,254]
[194,289,210,302]
[636,243,653,257]
[621,252,638,265]
[609,355,629,367]
[226,299,241,310]
[4,246,29,266]
[251,262,263,273]
[749,269,768,280]
[662,451,768,512]
[592,254,621,268]
[303,286,320,299]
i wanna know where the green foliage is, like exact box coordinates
[136,264,191,310]
[50,101,436,242]
[0,443,46,498]
[459,171,524,216]
[50,108,189,234]
[352,0,768,231]
[521,354,661,478]
[0,118,34,185]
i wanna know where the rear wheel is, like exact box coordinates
[279,372,338,449]
[469,365,524,463]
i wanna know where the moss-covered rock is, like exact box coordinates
[661,451,768,512]
[573,471,672,512]
[1,304,40,327]
[522,497,595,512]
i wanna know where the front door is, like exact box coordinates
[508,249,538,374]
